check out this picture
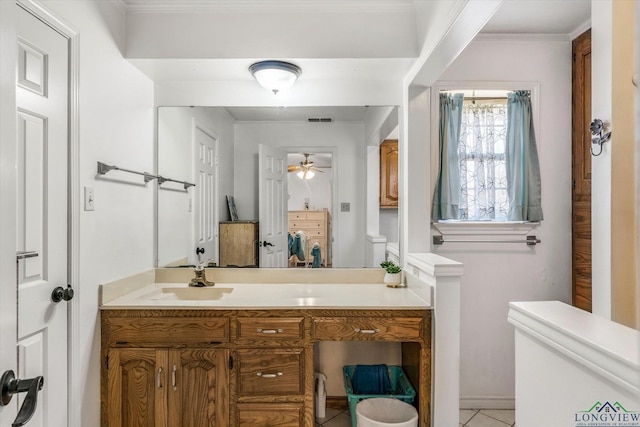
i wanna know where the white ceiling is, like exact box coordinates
[225,106,369,122]
[127,0,591,121]
[481,0,590,35]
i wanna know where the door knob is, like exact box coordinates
[0,370,44,427]
[262,241,274,247]
[196,247,205,255]
[51,284,74,303]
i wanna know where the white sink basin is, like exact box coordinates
[139,287,233,301]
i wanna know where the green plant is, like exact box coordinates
[380,260,401,274]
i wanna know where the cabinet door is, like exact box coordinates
[168,349,229,427]
[107,349,167,427]
[380,140,398,207]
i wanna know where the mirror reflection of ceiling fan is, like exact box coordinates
[287,153,328,180]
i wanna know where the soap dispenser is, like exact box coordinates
[314,372,327,418]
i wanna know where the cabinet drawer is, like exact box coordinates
[305,211,326,220]
[313,317,422,341]
[237,349,303,395]
[237,403,303,427]
[236,317,304,341]
[105,317,229,345]
[289,220,323,230]
[288,212,307,220]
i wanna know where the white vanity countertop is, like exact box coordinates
[100,282,431,310]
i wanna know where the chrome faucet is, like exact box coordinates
[189,266,215,287]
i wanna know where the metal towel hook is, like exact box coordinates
[589,119,611,156]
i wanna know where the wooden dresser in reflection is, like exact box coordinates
[288,210,331,267]
[219,221,259,267]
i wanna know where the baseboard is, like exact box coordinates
[327,396,349,411]
[460,397,515,410]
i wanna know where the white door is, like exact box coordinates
[13,6,69,427]
[258,144,288,267]
[193,125,218,266]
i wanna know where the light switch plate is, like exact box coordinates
[84,187,95,211]
[341,202,350,212]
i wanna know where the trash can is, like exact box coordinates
[355,398,418,427]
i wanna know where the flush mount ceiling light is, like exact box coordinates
[249,60,301,94]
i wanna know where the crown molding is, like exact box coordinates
[568,18,591,41]
[474,32,571,42]
[124,0,415,14]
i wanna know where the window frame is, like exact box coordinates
[430,81,541,239]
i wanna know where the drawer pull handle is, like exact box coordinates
[157,367,163,389]
[257,328,283,334]
[171,365,177,390]
[256,372,283,378]
[354,328,380,334]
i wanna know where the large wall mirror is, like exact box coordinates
[156,106,399,268]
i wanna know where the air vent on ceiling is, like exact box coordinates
[307,117,333,123]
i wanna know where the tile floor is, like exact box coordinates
[315,407,516,427]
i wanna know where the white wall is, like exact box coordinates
[157,107,235,266]
[234,122,367,267]
[380,209,399,243]
[288,167,332,212]
[433,38,573,408]
[33,2,156,425]
[591,0,613,319]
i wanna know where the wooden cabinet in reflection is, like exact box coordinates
[219,221,259,267]
[380,139,398,208]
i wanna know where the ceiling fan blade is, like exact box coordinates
[288,165,301,172]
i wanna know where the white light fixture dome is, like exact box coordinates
[249,60,301,94]
[296,169,315,180]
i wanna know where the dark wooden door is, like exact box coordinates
[572,29,592,311]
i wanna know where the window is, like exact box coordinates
[458,100,508,220]
[433,89,543,223]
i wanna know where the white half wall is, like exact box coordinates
[508,301,640,427]
[433,37,573,408]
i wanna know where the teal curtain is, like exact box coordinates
[432,93,464,221]
[505,91,543,221]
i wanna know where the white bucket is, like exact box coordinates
[355,398,418,427]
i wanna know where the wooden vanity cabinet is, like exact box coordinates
[101,312,231,427]
[106,347,228,427]
[233,314,313,427]
[102,308,431,427]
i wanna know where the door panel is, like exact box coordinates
[168,349,228,427]
[572,29,592,312]
[107,349,167,427]
[259,145,288,267]
[16,6,69,426]
[193,126,217,265]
